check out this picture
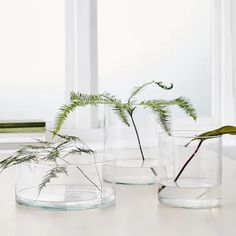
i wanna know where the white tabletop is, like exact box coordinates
[0,156,236,236]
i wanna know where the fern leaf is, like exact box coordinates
[0,154,37,172]
[101,92,131,126]
[172,97,197,121]
[155,81,173,90]
[54,92,113,135]
[37,167,68,196]
[142,100,171,132]
[112,107,130,126]
[54,102,79,135]
[128,80,173,102]
[142,96,196,130]
[148,97,196,121]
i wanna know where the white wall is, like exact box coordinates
[0,0,221,129]
[98,0,213,118]
[0,0,65,121]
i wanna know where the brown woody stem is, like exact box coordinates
[129,109,157,176]
[158,140,203,193]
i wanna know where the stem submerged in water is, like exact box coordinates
[129,109,145,161]
[58,156,101,192]
[158,140,203,193]
[128,109,157,176]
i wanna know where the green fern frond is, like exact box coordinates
[54,92,114,135]
[146,97,196,121]
[54,82,196,139]
[112,107,130,126]
[69,147,94,155]
[101,92,131,126]
[155,81,173,90]
[37,167,68,196]
[0,133,98,196]
[54,92,104,136]
[172,97,197,121]
[53,132,81,142]
[128,80,173,102]
[142,100,171,132]
[62,147,94,159]
[0,133,94,170]
[100,92,119,103]
[55,90,132,133]
[0,154,37,172]
[54,81,176,134]
[69,92,101,105]
[141,97,197,128]
[54,102,80,136]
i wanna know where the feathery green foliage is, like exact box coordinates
[141,97,197,132]
[37,167,68,197]
[54,80,196,135]
[128,80,173,102]
[172,97,197,121]
[0,133,96,195]
[141,100,172,132]
[53,80,197,164]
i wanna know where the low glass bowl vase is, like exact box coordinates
[15,154,116,210]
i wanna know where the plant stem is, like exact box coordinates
[76,165,101,192]
[174,140,203,182]
[59,157,101,192]
[129,110,145,161]
[128,109,157,176]
[158,140,203,193]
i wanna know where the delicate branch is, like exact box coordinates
[128,109,145,161]
[158,140,203,193]
[174,140,203,183]
[128,109,158,176]
[58,156,101,192]
[37,166,68,199]
[128,80,173,103]
[76,165,101,192]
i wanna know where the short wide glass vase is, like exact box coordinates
[158,131,222,209]
[104,105,159,185]
[15,154,116,210]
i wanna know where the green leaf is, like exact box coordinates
[160,97,196,121]
[142,100,171,132]
[112,107,130,126]
[128,80,173,102]
[37,167,68,196]
[186,125,236,147]
[0,154,37,172]
[54,102,80,136]
[198,126,236,137]
[54,92,104,135]
[101,92,131,126]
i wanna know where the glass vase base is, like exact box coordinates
[158,184,222,209]
[16,185,115,210]
[106,159,159,185]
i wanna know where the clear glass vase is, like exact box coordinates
[103,105,159,185]
[15,154,115,210]
[158,131,222,209]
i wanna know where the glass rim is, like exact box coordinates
[18,153,114,167]
[158,130,221,139]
